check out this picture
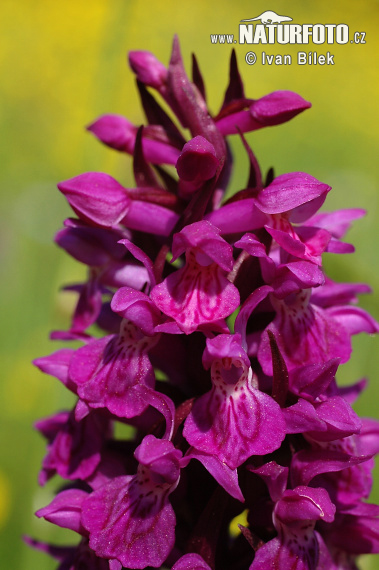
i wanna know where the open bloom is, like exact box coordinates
[151,221,240,334]
[81,435,182,568]
[183,334,286,468]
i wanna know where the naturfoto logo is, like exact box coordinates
[210,10,366,66]
[239,10,350,45]
[210,10,366,46]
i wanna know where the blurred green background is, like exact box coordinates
[1,0,379,568]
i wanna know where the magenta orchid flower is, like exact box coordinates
[81,435,182,568]
[183,334,286,468]
[29,36,379,570]
[151,221,240,334]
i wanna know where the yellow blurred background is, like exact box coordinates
[1,1,378,567]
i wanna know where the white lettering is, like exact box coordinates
[239,22,351,47]
[326,52,335,64]
[312,24,325,44]
[302,25,312,44]
[298,51,307,64]
[266,25,276,44]
[239,24,253,44]
[262,52,274,65]
[289,25,303,44]
[277,25,289,44]
[325,24,336,44]
[254,25,268,44]
[336,24,349,44]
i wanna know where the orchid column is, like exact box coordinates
[28,37,379,570]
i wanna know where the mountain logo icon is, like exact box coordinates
[241,10,293,25]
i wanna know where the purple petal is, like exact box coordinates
[183,335,286,469]
[216,91,311,136]
[251,486,334,569]
[101,260,151,290]
[250,537,290,569]
[274,261,325,295]
[326,305,379,335]
[87,114,136,151]
[182,448,244,502]
[37,409,110,484]
[172,553,212,570]
[311,281,371,308]
[176,136,219,197]
[215,108,261,136]
[206,198,267,234]
[88,114,181,164]
[249,461,289,502]
[75,399,91,421]
[55,222,127,267]
[132,386,176,440]
[33,349,75,391]
[122,199,179,236]
[118,237,156,288]
[290,449,373,487]
[236,233,325,293]
[68,277,103,334]
[176,136,218,182]
[325,238,355,254]
[256,172,330,216]
[275,486,335,525]
[58,173,130,227]
[35,410,69,437]
[153,319,185,335]
[266,225,330,265]
[307,397,362,441]
[289,359,339,400]
[24,536,77,566]
[359,418,379,456]
[282,399,326,435]
[202,333,251,370]
[134,435,182,482]
[234,285,273,350]
[251,534,326,570]
[111,287,161,336]
[139,136,182,165]
[171,221,234,270]
[235,232,267,258]
[82,450,178,570]
[68,322,158,418]
[326,513,379,555]
[250,90,312,126]
[151,254,239,334]
[258,291,352,375]
[36,489,88,535]
[338,377,367,404]
[129,50,168,89]
[305,208,366,238]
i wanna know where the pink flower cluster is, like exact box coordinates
[28,37,379,569]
